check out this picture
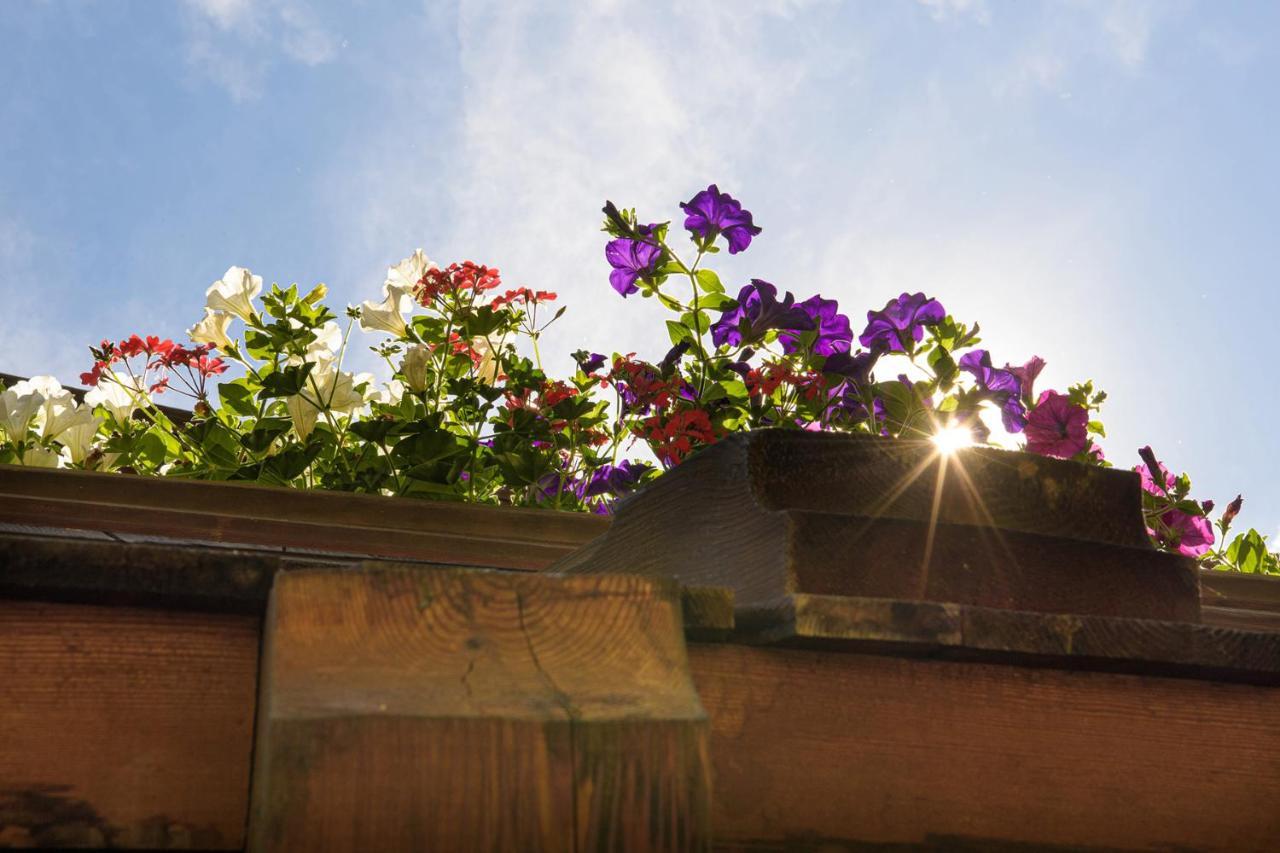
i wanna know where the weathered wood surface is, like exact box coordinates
[690,642,1280,852]
[0,463,607,569]
[778,593,1280,685]
[556,432,1201,624]
[0,600,259,849]
[0,531,278,611]
[249,567,710,852]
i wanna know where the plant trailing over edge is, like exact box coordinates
[0,184,1273,574]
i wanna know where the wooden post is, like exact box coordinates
[248,567,710,852]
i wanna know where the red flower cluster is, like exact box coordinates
[416,261,502,304]
[490,287,557,308]
[638,408,718,467]
[744,361,829,402]
[609,355,684,414]
[505,379,578,415]
[81,335,227,399]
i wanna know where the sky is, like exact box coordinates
[2,0,1278,537]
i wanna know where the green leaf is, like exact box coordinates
[694,269,724,293]
[1087,420,1107,437]
[666,320,694,346]
[240,417,292,453]
[258,363,314,399]
[349,418,400,444]
[217,379,258,417]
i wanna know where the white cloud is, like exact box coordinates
[916,0,991,26]
[328,0,825,373]
[181,0,338,100]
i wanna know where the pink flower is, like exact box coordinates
[1024,390,1088,458]
[1153,510,1215,558]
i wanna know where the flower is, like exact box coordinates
[710,280,815,348]
[416,261,502,303]
[471,336,501,384]
[577,460,653,500]
[1007,356,1046,408]
[204,266,262,323]
[84,371,150,422]
[958,350,1026,433]
[0,385,45,441]
[641,408,718,466]
[1023,390,1088,458]
[189,310,234,349]
[1153,509,1216,558]
[1136,446,1173,495]
[1222,494,1244,528]
[604,238,662,297]
[286,365,372,439]
[680,184,762,254]
[20,446,61,468]
[58,417,101,465]
[858,293,946,353]
[359,288,411,338]
[574,351,606,374]
[386,249,436,301]
[779,295,853,356]
[399,344,431,393]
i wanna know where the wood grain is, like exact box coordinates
[776,593,1280,684]
[0,464,607,570]
[688,642,1280,852]
[249,567,710,852]
[0,600,260,849]
[556,432,1200,625]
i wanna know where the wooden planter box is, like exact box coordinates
[3,435,1280,851]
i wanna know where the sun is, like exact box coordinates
[931,424,974,456]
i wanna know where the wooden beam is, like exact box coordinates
[248,567,710,852]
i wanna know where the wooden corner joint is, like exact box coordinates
[248,567,712,852]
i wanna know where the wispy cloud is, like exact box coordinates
[916,0,991,26]
[181,0,339,100]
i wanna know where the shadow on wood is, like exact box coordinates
[248,567,710,852]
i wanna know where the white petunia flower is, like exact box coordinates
[306,320,343,364]
[359,289,411,338]
[286,365,372,439]
[84,371,150,423]
[0,385,45,442]
[189,310,235,348]
[471,336,501,384]
[374,379,406,406]
[205,266,262,323]
[58,417,102,465]
[21,445,62,468]
[385,248,436,301]
[399,344,431,393]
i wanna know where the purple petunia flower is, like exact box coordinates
[577,460,653,500]
[710,279,815,349]
[823,349,880,387]
[574,351,607,374]
[680,184,762,254]
[858,293,946,353]
[605,238,662,297]
[959,349,1027,433]
[1024,390,1088,457]
[779,295,853,356]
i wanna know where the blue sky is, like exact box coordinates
[2,0,1278,537]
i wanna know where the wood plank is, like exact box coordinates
[777,594,1280,685]
[556,433,1200,624]
[688,642,1280,852]
[249,567,710,852]
[0,600,260,849]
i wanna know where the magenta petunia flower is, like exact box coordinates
[1007,355,1046,407]
[858,292,946,353]
[680,184,762,254]
[1024,390,1088,458]
[605,238,661,297]
[1153,510,1216,558]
